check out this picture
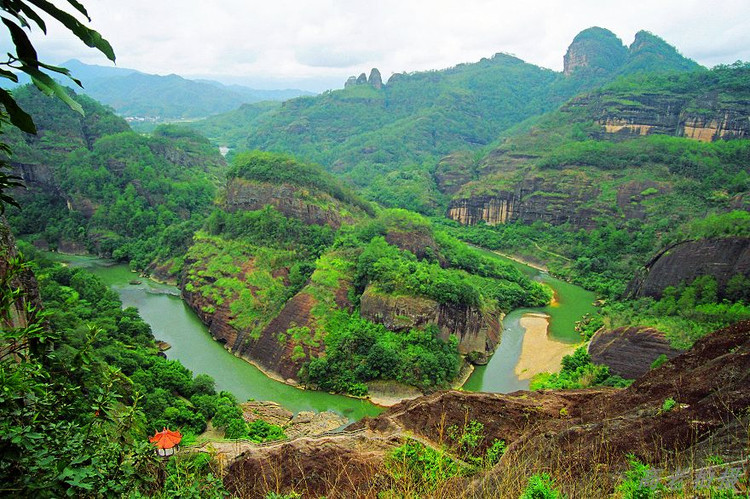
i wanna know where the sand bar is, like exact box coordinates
[514,312,579,380]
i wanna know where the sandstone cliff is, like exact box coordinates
[224,177,360,229]
[446,167,605,228]
[576,91,750,142]
[628,237,750,299]
[588,326,682,379]
[359,285,501,363]
[182,244,357,382]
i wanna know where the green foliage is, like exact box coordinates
[227,150,373,215]
[246,419,286,443]
[650,354,668,370]
[264,492,301,499]
[22,250,228,440]
[301,313,460,394]
[5,91,224,272]
[616,455,656,499]
[530,347,631,390]
[681,210,750,239]
[159,453,228,498]
[520,473,565,499]
[484,438,507,467]
[205,205,334,260]
[660,397,677,413]
[192,52,616,215]
[0,249,162,496]
[386,440,461,493]
[603,275,750,349]
[352,230,549,311]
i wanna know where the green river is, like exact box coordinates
[51,254,381,421]
[50,249,596,417]
[463,250,597,393]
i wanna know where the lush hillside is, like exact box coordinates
[4,85,226,273]
[438,63,750,345]
[180,151,551,395]
[191,27,700,215]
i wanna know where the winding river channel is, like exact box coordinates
[50,249,596,419]
[464,251,597,393]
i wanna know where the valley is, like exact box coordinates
[1,10,749,497]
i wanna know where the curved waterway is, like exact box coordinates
[464,250,597,393]
[50,248,595,415]
[49,254,381,421]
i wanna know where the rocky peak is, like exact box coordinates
[624,30,701,72]
[367,68,382,89]
[563,27,627,76]
[344,68,384,89]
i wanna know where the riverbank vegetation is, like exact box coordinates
[1,243,295,496]
[5,86,224,273]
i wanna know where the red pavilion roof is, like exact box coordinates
[149,427,183,449]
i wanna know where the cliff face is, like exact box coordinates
[0,220,45,359]
[588,326,682,379]
[447,169,605,229]
[564,27,700,78]
[563,27,628,76]
[359,285,500,363]
[628,237,750,299]
[181,242,358,383]
[224,178,357,229]
[571,91,750,142]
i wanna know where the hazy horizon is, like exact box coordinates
[2,0,749,92]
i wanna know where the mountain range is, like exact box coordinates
[11,58,312,121]
[190,28,705,213]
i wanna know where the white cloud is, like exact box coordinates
[1,0,748,91]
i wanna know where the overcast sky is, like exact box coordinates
[8,0,750,91]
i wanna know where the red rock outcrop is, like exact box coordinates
[224,178,359,229]
[628,237,750,299]
[589,326,682,379]
[223,321,750,497]
[359,285,501,363]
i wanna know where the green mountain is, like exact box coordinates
[5,84,226,271]
[436,63,750,342]
[192,28,701,214]
[181,151,551,394]
[562,28,701,77]
[13,59,313,120]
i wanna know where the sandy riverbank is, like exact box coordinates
[514,313,579,380]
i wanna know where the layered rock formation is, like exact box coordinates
[579,92,750,142]
[446,168,604,228]
[359,285,501,363]
[224,177,360,229]
[628,237,750,299]
[589,326,681,379]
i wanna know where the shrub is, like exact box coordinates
[520,473,564,499]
